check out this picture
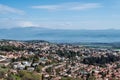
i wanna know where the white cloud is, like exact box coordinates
[70,3,102,10]
[0,19,37,28]
[0,4,24,15]
[32,5,59,10]
[18,21,38,27]
[31,2,102,11]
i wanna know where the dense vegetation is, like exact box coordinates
[0,46,24,51]
[56,50,77,58]
[82,54,120,65]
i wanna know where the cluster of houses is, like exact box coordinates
[0,40,120,80]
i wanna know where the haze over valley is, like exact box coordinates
[0,27,120,43]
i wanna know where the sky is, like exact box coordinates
[0,0,120,30]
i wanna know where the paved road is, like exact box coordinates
[42,62,66,73]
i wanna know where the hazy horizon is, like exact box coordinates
[0,27,120,43]
[0,26,119,30]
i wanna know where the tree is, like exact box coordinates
[88,75,96,80]
[6,74,21,80]
[61,77,75,80]
[0,70,5,79]
[18,70,42,80]
[35,65,43,73]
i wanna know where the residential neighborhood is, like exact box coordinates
[0,40,120,80]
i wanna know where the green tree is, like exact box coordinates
[35,65,43,73]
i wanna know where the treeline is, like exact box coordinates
[0,45,24,51]
[25,40,49,43]
[82,55,120,65]
[56,50,77,58]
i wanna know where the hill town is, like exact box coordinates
[0,40,120,80]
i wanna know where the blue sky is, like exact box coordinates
[0,0,120,29]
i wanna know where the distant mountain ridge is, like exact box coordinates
[0,27,120,43]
